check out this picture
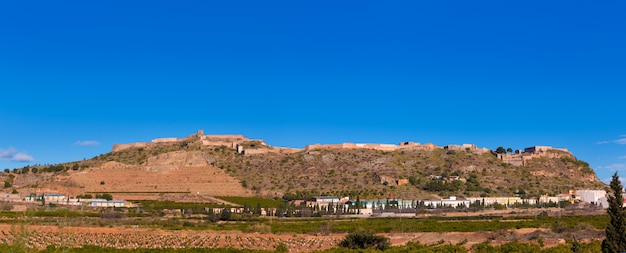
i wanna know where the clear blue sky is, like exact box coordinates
[1,1,625,183]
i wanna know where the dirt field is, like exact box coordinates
[0,224,604,251]
[64,152,253,200]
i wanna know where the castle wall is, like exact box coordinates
[524,146,553,153]
[241,147,301,155]
[496,146,573,166]
[202,140,235,148]
[496,153,524,166]
[152,138,179,143]
[201,135,248,143]
[421,143,439,150]
[242,148,273,155]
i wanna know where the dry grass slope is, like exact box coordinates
[3,138,605,201]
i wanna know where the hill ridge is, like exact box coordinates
[4,130,604,202]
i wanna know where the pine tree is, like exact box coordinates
[602,172,626,253]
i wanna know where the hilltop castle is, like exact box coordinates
[111,130,570,165]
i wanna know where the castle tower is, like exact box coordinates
[197,129,204,137]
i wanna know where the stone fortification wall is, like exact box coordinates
[201,135,248,143]
[200,135,248,149]
[242,148,272,155]
[359,143,398,151]
[240,146,302,156]
[275,147,302,154]
[305,143,399,152]
[152,138,180,143]
[495,153,524,166]
[202,140,237,149]
[398,142,439,151]
[444,144,490,154]
[496,146,573,166]
[305,142,447,152]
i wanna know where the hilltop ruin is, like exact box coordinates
[111,130,571,166]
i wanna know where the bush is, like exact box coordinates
[274,242,289,253]
[77,194,93,199]
[95,193,113,201]
[339,229,390,250]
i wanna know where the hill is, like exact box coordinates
[2,130,606,201]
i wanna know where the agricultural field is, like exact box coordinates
[0,202,608,253]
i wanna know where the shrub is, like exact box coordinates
[339,229,390,250]
[274,242,289,253]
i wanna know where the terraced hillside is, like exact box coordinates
[2,136,605,201]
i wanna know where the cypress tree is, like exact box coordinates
[602,172,626,253]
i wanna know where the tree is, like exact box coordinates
[206,208,219,222]
[602,172,626,253]
[495,146,506,154]
[506,147,513,153]
[220,208,232,221]
[408,176,418,186]
[96,193,113,201]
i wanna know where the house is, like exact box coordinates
[24,195,42,202]
[90,200,131,208]
[466,197,533,206]
[24,193,67,203]
[312,196,338,203]
[576,190,608,207]
[422,196,470,208]
[44,193,66,203]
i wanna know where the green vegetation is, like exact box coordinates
[216,196,283,208]
[134,200,232,215]
[471,240,601,253]
[210,146,604,199]
[602,172,626,253]
[96,193,113,201]
[496,146,506,154]
[338,230,390,250]
[0,240,603,252]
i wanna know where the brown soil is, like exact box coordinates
[59,151,253,201]
[0,224,604,251]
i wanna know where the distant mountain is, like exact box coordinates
[4,131,605,201]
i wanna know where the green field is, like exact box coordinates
[215,196,284,208]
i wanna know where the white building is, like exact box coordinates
[576,190,608,208]
[89,200,131,208]
[422,196,470,208]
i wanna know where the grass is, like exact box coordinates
[133,200,233,214]
[215,196,283,208]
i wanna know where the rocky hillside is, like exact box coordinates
[2,135,606,201]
